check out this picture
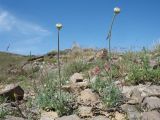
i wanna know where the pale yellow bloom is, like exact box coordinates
[56,23,63,30]
[114,7,121,14]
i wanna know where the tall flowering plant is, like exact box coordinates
[106,7,120,81]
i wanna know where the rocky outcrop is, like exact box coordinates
[62,73,89,93]
[40,111,58,120]
[77,89,99,106]
[0,84,24,101]
[56,114,81,120]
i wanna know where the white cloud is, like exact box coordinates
[0,9,51,54]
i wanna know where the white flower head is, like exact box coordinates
[114,7,121,14]
[56,23,63,30]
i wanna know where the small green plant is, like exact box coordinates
[0,107,8,118]
[17,75,26,81]
[126,48,160,84]
[102,82,122,108]
[36,71,75,116]
[0,96,5,104]
[90,76,122,108]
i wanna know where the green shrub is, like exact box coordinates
[90,76,122,108]
[126,48,160,85]
[35,71,75,116]
[0,97,5,104]
[102,82,122,108]
[0,107,8,118]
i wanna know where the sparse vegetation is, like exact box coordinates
[91,76,123,108]
[62,59,91,79]
[0,107,8,119]
[35,71,75,116]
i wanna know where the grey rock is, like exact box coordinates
[0,84,24,101]
[56,114,81,120]
[77,89,99,106]
[141,85,160,97]
[123,85,160,102]
[70,73,84,84]
[141,111,160,120]
[40,111,58,120]
[90,116,109,120]
[130,88,143,103]
[5,115,25,120]
[142,97,160,110]
[78,106,92,117]
[121,104,141,120]
[122,86,138,98]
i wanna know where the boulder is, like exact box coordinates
[141,111,160,120]
[0,84,24,101]
[90,116,109,120]
[70,73,83,84]
[67,73,88,93]
[142,97,160,110]
[114,112,126,120]
[121,104,141,120]
[40,111,58,120]
[141,85,160,97]
[5,115,25,120]
[55,114,81,120]
[122,85,160,101]
[77,89,99,106]
[78,106,93,118]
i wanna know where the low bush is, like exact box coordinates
[126,48,160,85]
[35,71,75,116]
[91,76,123,108]
[0,107,8,119]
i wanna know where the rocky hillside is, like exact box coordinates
[0,45,160,120]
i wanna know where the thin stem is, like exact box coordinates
[107,13,117,82]
[57,30,62,97]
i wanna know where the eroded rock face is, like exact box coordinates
[77,89,99,106]
[141,111,160,120]
[121,104,141,120]
[40,111,58,120]
[142,97,160,110]
[114,112,126,120]
[5,115,25,120]
[0,84,24,101]
[122,85,160,101]
[63,73,89,93]
[90,116,109,120]
[55,114,81,120]
[78,106,93,118]
[70,73,84,84]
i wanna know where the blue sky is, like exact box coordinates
[0,0,160,55]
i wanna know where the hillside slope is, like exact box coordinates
[0,51,28,84]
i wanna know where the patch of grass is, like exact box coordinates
[126,49,160,85]
[0,52,28,84]
[0,107,8,119]
[62,60,91,79]
[0,97,5,104]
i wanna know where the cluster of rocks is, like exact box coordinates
[121,84,160,120]
[40,73,125,120]
[1,73,160,120]
[0,84,39,120]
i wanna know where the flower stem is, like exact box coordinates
[57,29,62,97]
